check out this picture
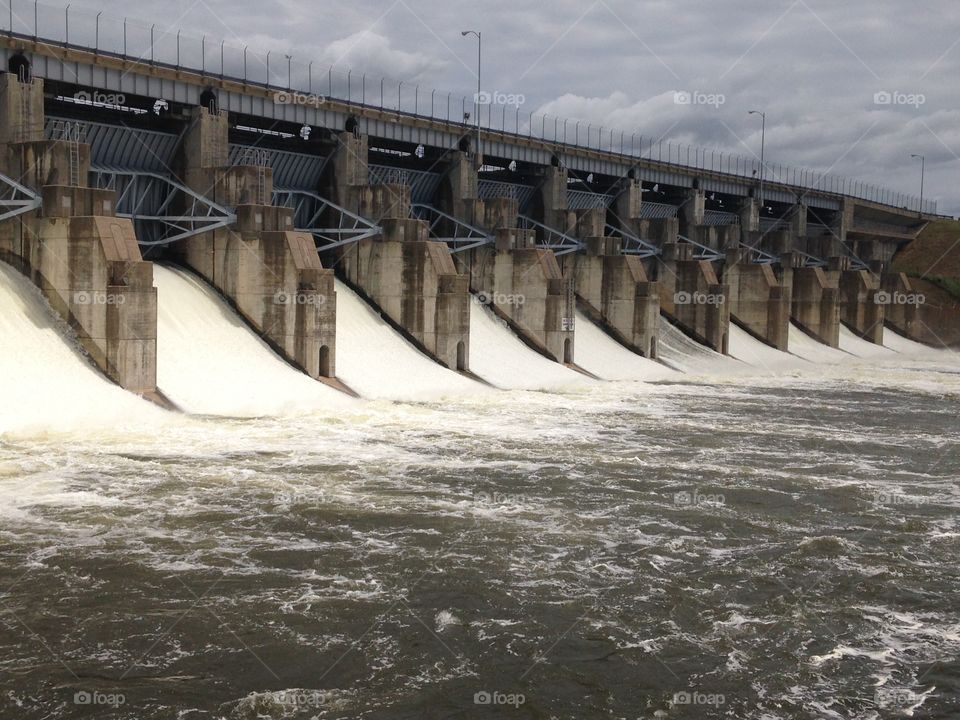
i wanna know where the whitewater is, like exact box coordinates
[2,261,958,720]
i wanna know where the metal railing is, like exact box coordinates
[702,210,739,226]
[2,0,936,215]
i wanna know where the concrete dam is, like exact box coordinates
[0,30,937,407]
[5,4,960,720]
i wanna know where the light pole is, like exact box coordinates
[910,153,925,215]
[748,110,766,208]
[461,30,482,163]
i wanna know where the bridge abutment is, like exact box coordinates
[0,74,160,399]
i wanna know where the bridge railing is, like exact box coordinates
[2,0,936,215]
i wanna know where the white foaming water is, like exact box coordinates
[0,262,166,437]
[572,310,677,382]
[155,266,353,415]
[788,323,850,364]
[883,327,949,357]
[468,299,588,390]
[839,325,896,359]
[728,323,806,372]
[334,279,483,400]
[657,317,740,375]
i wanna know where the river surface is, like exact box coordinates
[1,265,959,719]
[2,364,959,719]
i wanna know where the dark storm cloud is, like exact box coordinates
[66,0,960,212]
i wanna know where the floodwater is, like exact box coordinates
[1,263,958,719]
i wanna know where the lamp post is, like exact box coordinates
[910,153,925,215]
[748,110,766,208]
[461,30,482,164]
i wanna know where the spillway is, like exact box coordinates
[572,310,677,382]
[839,325,896,359]
[787,323,849,364]
[468,299,588,390]
[333,279,482,401]
[728,323,806,372]
[0,262,165,436]
[155,266,352,416]
[656,317,739,375]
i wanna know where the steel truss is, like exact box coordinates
[517,215,583,256]
[604,224,660,259]
[0,172,42,222]
[273,188,381,249]
[410,204,493,253]
[90,167,236,245]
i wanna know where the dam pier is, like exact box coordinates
[0,17,939,398]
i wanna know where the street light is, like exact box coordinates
[461,30,482,164]
[748,110,766,208]
[910,153,925,215]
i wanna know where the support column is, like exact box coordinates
[657,242,730,353]
[0,74,160,400]
[174,107,337,378]
[791,266,840,347]
[880,272,922,341]
[830,258,885,344]
[328,135,471,370]
[722,248,792,351]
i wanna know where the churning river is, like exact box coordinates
[1,263,958,719]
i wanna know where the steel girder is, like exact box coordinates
[410,203,494,253]
[273,188,381,249]
[604,224,660,259]
[517,215,583,256]
[90,167,236,245]
[0,172,42,222]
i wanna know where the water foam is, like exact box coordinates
[468,299,588,390]
[0,262,166,437]
[572,310,677,382]
[333,279,482,400]
[155,265,352,415]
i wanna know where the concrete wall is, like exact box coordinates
[561,239,659,358]
[325,133,471,370]
[0,74,159,397]
[791,267,840,347]
[880,272,922,341]
[465,238,574,363]
[722,249,791,351]
[834,265,885,344]
[175,107,336,378]
[656,242,730,353]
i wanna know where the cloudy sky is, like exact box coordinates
[56,0,960,214]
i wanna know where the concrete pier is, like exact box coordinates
[791,266,841,347]
[833,260,885,344]
[433,153,574,364]
[174,107,337,378]
[559,238,659,358]
[721,248,791,351]
[537,166,660,358]
[325,132,470,370]
[656,241,730,353]
[0,74,160,399]
[880,271,922,342]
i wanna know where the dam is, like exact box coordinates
[1,3,959,720]
[0,3,941,403]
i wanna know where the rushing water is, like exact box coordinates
[1,265,959,719]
